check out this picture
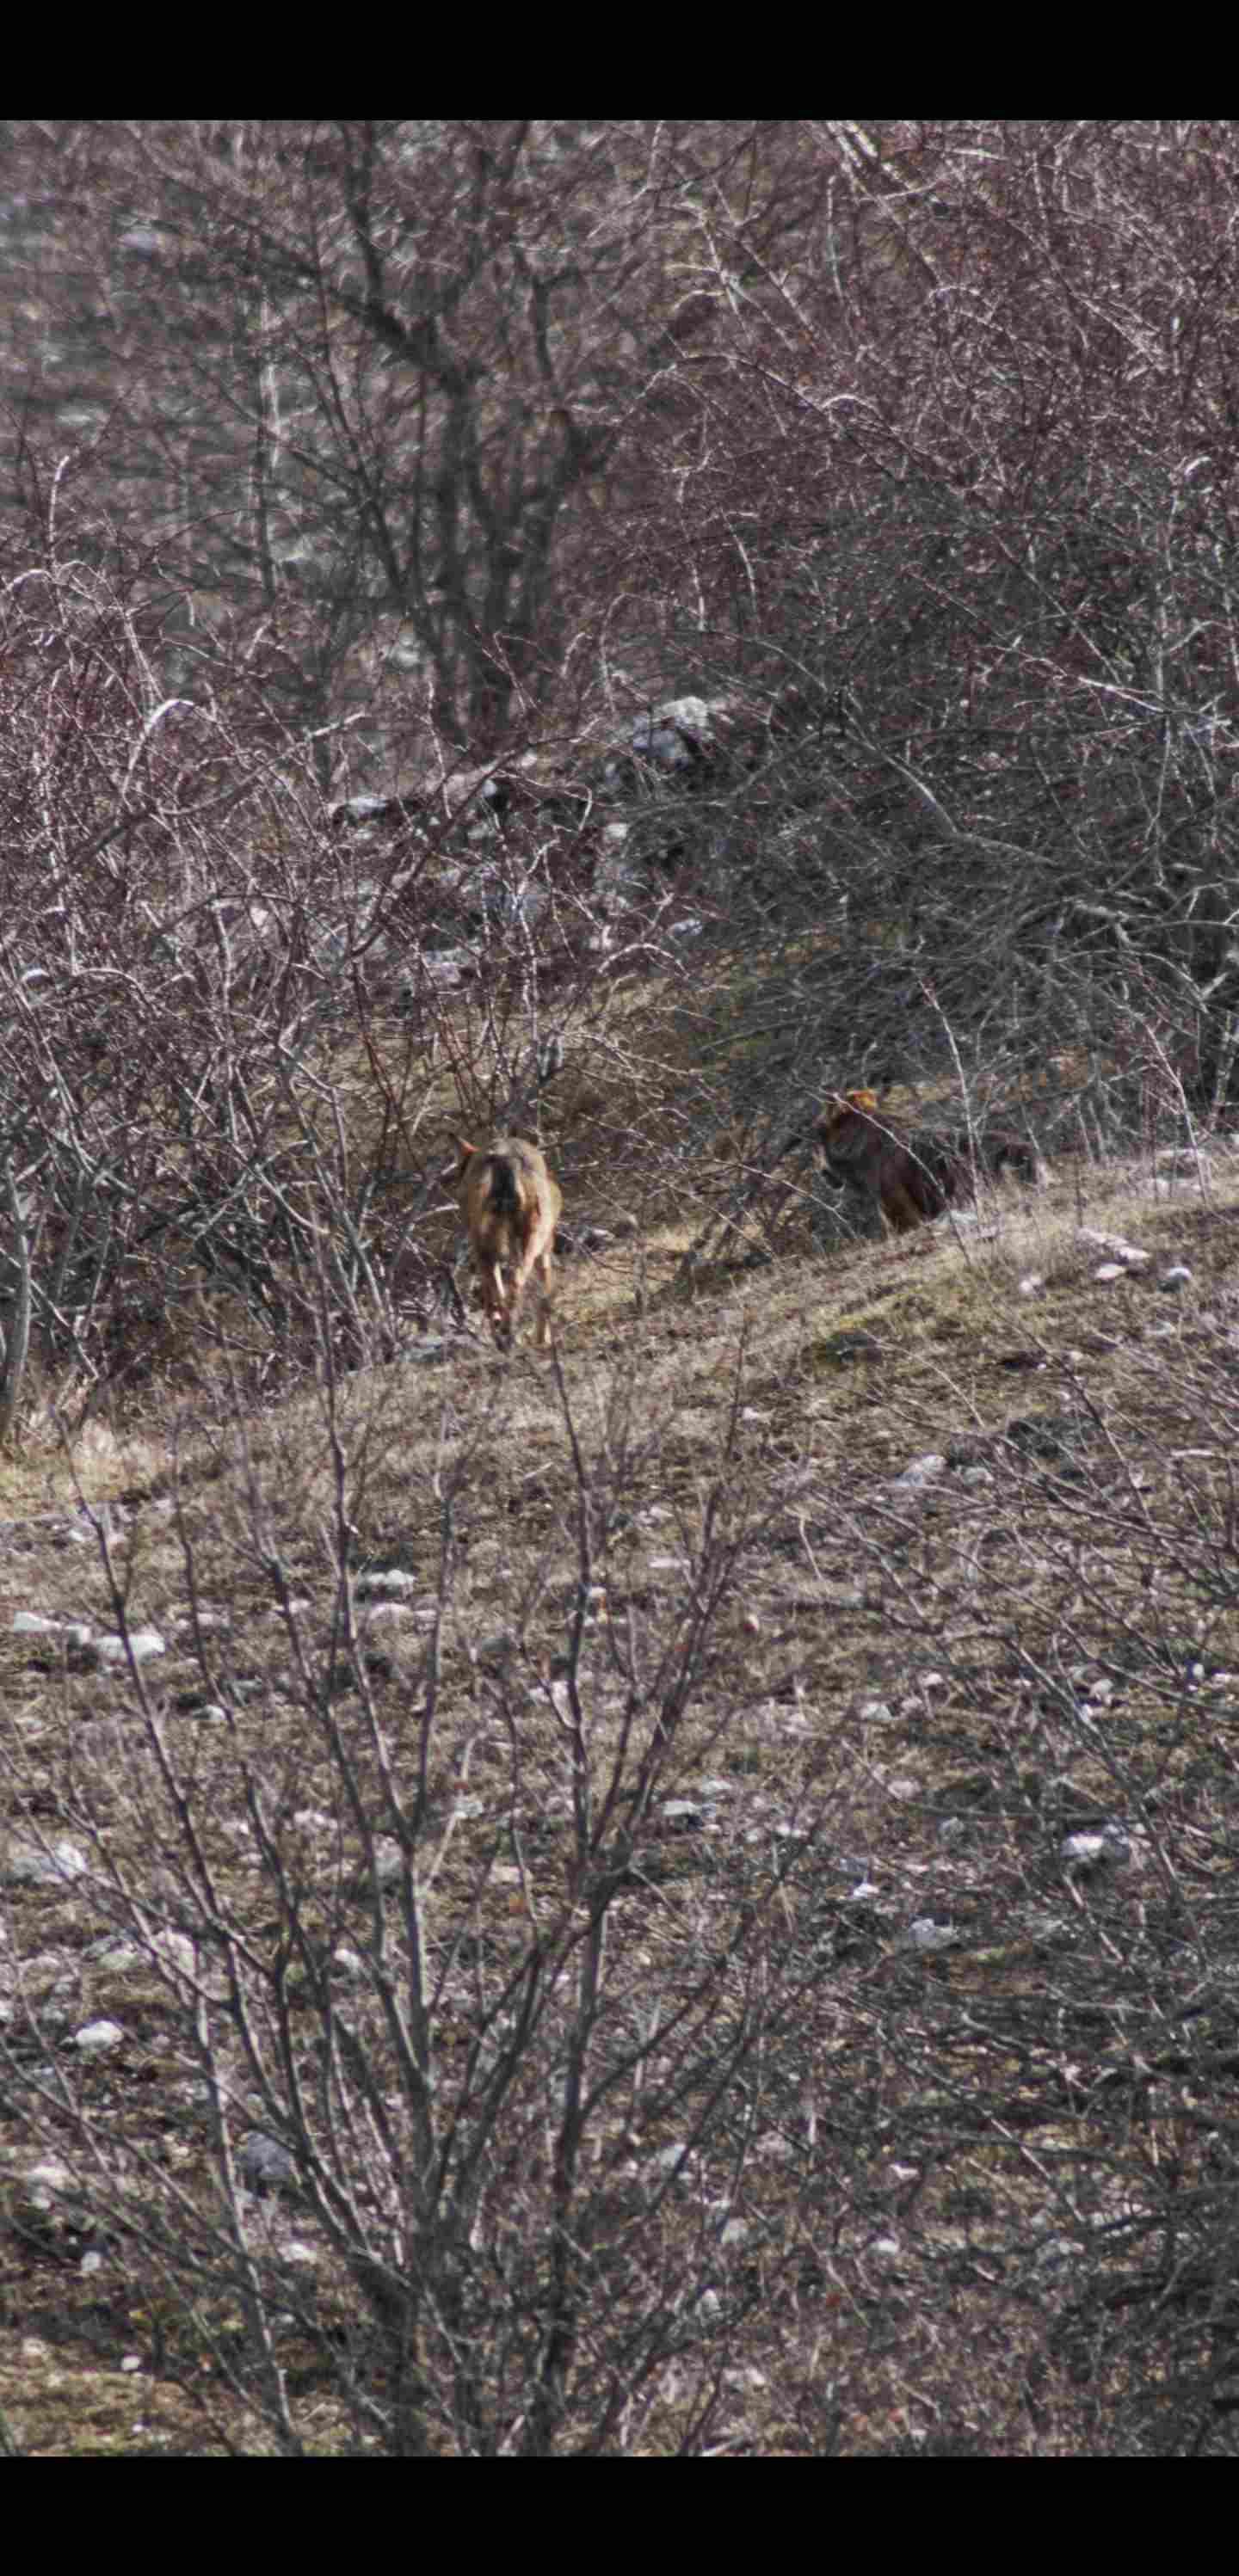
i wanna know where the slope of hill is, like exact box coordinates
[3,1098,1238,2454]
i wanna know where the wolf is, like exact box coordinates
[814,1090,1045,1234]
[446,1135,562,1347]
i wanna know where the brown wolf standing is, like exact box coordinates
[446,1135,562,1347]
[815,1090,1045,1234]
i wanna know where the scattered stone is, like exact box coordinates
[151,1930,196,1981]
[237,2131,298,2193]
[354,1568,415,1599]
[894,1454,946,1488]
[88,1934,144,1975]
[907,1918,959,1952]
[11,1611,96,1650]
[22,2161,76,2200]
[475,1630,518,1665]
[1079,1229,1150,1264]
[1062,1824,1131,1872]
[74,2020,125,2053]
[97,1627,166,1665]
[3,1837,89,1887]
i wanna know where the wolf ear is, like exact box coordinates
[441,1137,477,1186]
[848,1090,880,1112]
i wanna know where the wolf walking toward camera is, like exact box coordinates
[447,1136,562,1347]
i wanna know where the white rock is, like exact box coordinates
[89,1935,144,1973]
[4,1837,89,1886]
[663,1799,709,1829]
[98,1628,166,1664]
[23,2161,76,2197]
[237,2131,297,2191]
[908,1918,959,1952]
[1061,1831,1111,1868]
[151,1931,196,1980]
[74,2020,125,2053]
[894,1454,946,1488]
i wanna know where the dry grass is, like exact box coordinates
[3,1013,1239,2450]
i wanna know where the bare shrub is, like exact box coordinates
[1,1322,848,2453]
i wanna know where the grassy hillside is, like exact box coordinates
[3,1007,1238,2453]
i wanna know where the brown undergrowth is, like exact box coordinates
[3,1104,1238,2451]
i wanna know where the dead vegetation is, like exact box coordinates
[3,1080,1239,2453]
[4,114,1239,2453]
